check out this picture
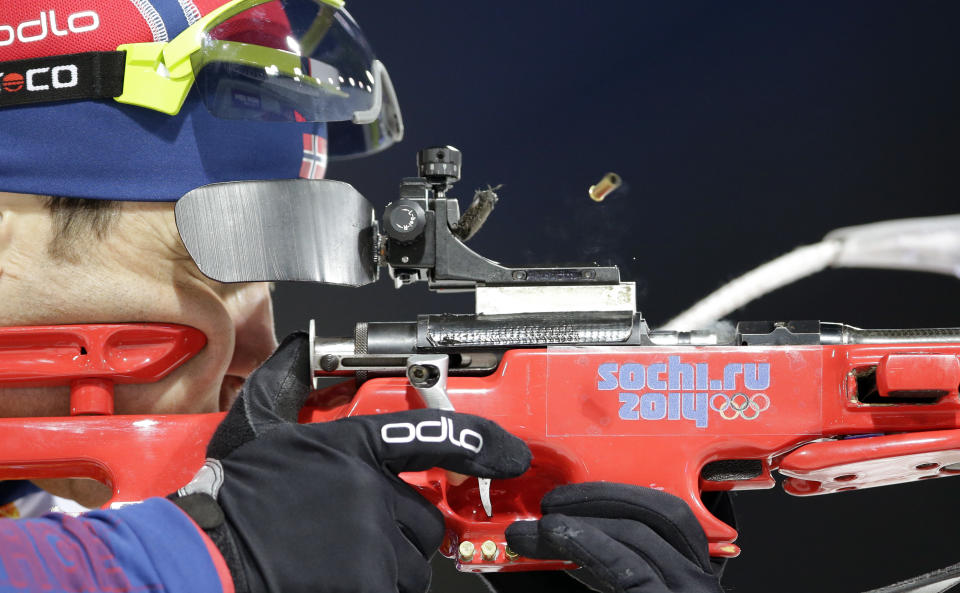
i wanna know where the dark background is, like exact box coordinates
[274,2,960,591]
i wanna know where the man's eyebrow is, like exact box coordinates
[44,196,121,262]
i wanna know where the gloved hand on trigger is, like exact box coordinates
[503,483,725,593]
[169,332,532,593]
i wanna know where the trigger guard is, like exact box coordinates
[701,491,740,557]
[692,487,740,557]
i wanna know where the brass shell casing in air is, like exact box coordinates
[589,172,622,202]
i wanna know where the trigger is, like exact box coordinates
[479,477,492,517]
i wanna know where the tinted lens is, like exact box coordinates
[193,0,379,123]
[328,63,404,159]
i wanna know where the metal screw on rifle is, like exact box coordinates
[458,541,476,562]
[582,269,596,279]
[504,545,519,560]
[408,364,442,389]
[401,256,410,263]
[480,540,499,561]
[319,354,339,372]
[512,270,527,281]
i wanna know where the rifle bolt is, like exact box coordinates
[458,540,476,562]
[504,545,519,560]
[480,540,499,561]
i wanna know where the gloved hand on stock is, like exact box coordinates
[492,483,727,593]
[169,332,532,593]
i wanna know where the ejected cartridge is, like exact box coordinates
[588,172,622,202]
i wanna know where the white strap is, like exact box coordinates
[661,241,840,331]
[661,215,960,331]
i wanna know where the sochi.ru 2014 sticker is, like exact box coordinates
[597,356,770,428]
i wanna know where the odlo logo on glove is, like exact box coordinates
[381,416,484,453]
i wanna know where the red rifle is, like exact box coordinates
[5,146,960,575]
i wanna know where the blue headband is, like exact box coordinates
[0,91,327,202]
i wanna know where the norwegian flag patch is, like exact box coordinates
[299,133,327,180]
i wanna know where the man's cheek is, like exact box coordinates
[112,368,220,416]
[0,387,71,418]
[225,283,277,379]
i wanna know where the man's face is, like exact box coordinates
[0,192,278,504]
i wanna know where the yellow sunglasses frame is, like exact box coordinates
[115,0,344,115]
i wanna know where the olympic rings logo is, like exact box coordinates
[710,392,770,420]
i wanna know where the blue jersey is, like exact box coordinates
[0,498,230,593]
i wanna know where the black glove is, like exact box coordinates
[502,483,724,593]
[170,332,531,593]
